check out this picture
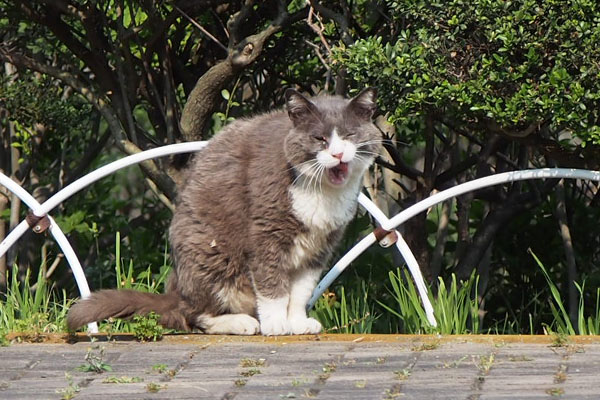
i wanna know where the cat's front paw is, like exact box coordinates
[289,317,322,335]
[233,315,261,335]
[260,317,291,336]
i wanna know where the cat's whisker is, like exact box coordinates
[287,159,319,175]
[301,160,322,192]
[353,155,373,168]
[355,150,381,157]
[371,137,395,145]
[353,154,369,162]
[314,165,326,194]
[292,160,321,188]
[356,139,386,148]
[310,164,323,194]
[292,169,308,187]
[317,165,326,194]
[305,162,322,193]
[286,159,318,184]
[354,152,378,163]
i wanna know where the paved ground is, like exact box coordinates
[1,334,599,399]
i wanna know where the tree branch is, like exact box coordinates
[553,179,578,326]
[0,48,177,200]
[455,180,558,280]
[308,0,353,45]
[18,1,118,95]
[180,1,305,142]
[379,131,422,180]
[119,140,176,202]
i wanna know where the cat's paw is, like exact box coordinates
[260,317,291,336]
[233,315,261,335]
[289,317,322,335]
[200,314,260,335]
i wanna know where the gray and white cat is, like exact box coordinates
[67,88,382,335]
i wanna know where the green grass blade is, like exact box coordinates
[528,248,575,335]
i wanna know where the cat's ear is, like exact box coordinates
[285,89,320,126]
[348,87,377,120]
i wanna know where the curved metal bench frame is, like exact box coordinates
[2,140,598,333]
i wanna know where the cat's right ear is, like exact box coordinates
[285,89,320,126]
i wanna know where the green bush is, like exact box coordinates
[335,0,600,143]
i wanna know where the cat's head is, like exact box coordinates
[284,88,382,190]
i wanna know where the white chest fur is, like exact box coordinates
[289,183,359,232]
[287,183,360,269]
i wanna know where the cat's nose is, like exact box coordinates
[332,152,343,160]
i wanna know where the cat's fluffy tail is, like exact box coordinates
[67,290,190,331]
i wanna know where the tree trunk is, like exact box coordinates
[180,59,236,142]
[455,187,549,281]
[7,121,20,270]
[553,179,578,327]
[0,192,6,288]
[430,199,452,280]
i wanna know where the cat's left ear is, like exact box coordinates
[285,89,320,126]
[348,87,377,120]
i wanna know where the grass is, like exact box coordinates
[96,232,171,334]
[393,369,411,380]
[102,376,144,384]
[0,264,71,337]
[234,378,247,387]
[310,281,376,334]
[151,363,169,373]
[411,341,440,351]
[77,344,113,373]
[240,368,261,377]
[575,282,600,335]
[146,382,167,393]
[0,232,172,338]
[530,248,600,335]
[131,311,164,341]
[2,234,600,337]
[476,353,495,375]
[239,358,266,368]
[379,268,479,334]
[56,373,80,400]
[530,249,576,335]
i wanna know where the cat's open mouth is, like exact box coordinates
[326,162,349,185]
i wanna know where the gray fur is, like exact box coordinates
[67,88,381,334]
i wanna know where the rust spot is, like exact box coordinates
[26,213,51,234]
[374,227,397,248]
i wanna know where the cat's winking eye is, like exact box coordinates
[312,135,327,143]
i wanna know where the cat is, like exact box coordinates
[67,88,382,335]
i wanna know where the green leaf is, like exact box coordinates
[221,89,230,101]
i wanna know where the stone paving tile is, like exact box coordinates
[397,341,493,400]
[562,344,600,400]
[314,341,415,400]
[1,335,600,399]
[222,342,349,400]
[481,344,561,400]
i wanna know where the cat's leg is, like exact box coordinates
[256,294,292,335]
[198,313,260,335]
[287,268,322,334]
[250,245,293,335]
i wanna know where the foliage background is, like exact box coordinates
[2,0,600,334]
